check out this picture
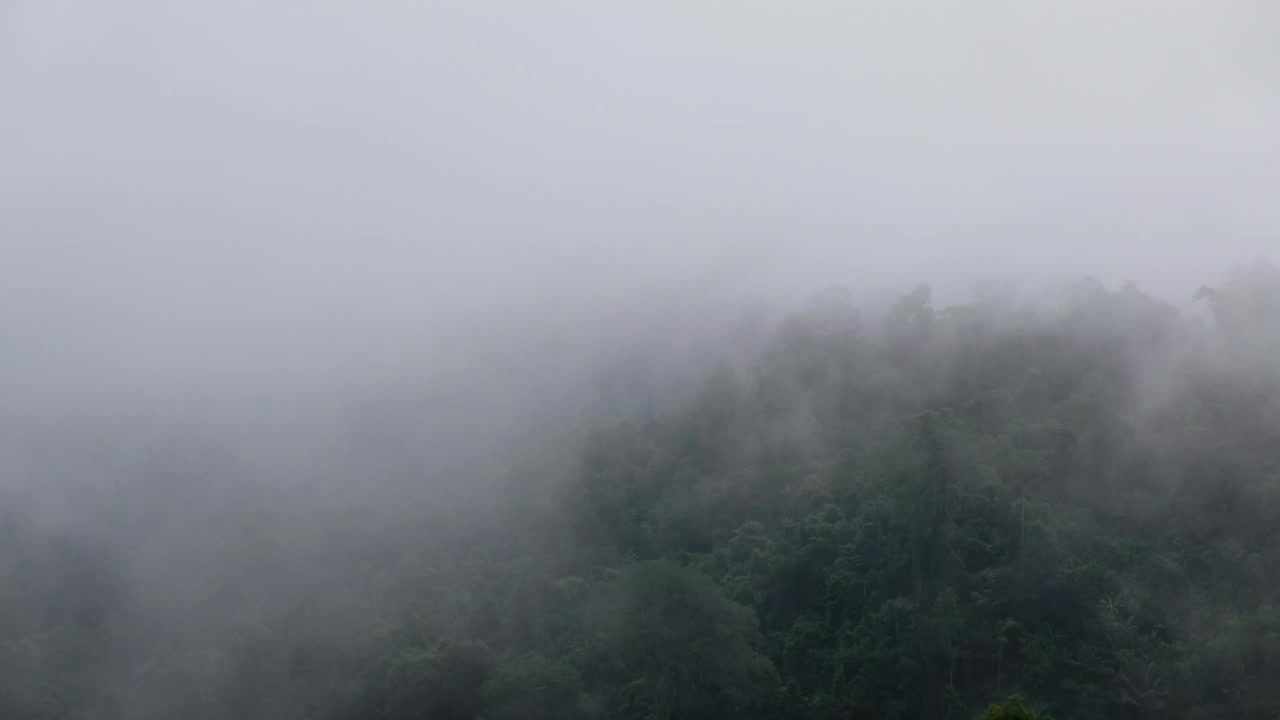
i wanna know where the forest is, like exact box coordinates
[2,260,1277,719]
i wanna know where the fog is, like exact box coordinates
[2,3,1278,719]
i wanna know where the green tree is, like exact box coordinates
[975,694,1050,720]
[590,561,780,720]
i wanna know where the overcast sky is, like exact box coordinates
[3,2,1278,407]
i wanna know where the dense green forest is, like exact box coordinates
[3,261,1279,719]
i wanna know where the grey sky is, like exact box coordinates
[2,2,1278,406]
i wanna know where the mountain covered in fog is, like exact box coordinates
[4,261,1279,720]
[7,2,1280,718]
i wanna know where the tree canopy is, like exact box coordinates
[4,262,1280,719]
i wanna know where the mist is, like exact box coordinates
[2,3,1279,719]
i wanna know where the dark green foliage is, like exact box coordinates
[975,694,1049,720]
[480,653,586,720]
[587,561,779,720]
[319,263,1280,720]
[340,639,496,720]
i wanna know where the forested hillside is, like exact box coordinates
[4,261,1279,719]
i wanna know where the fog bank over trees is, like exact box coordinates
[2,3,1279,719]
